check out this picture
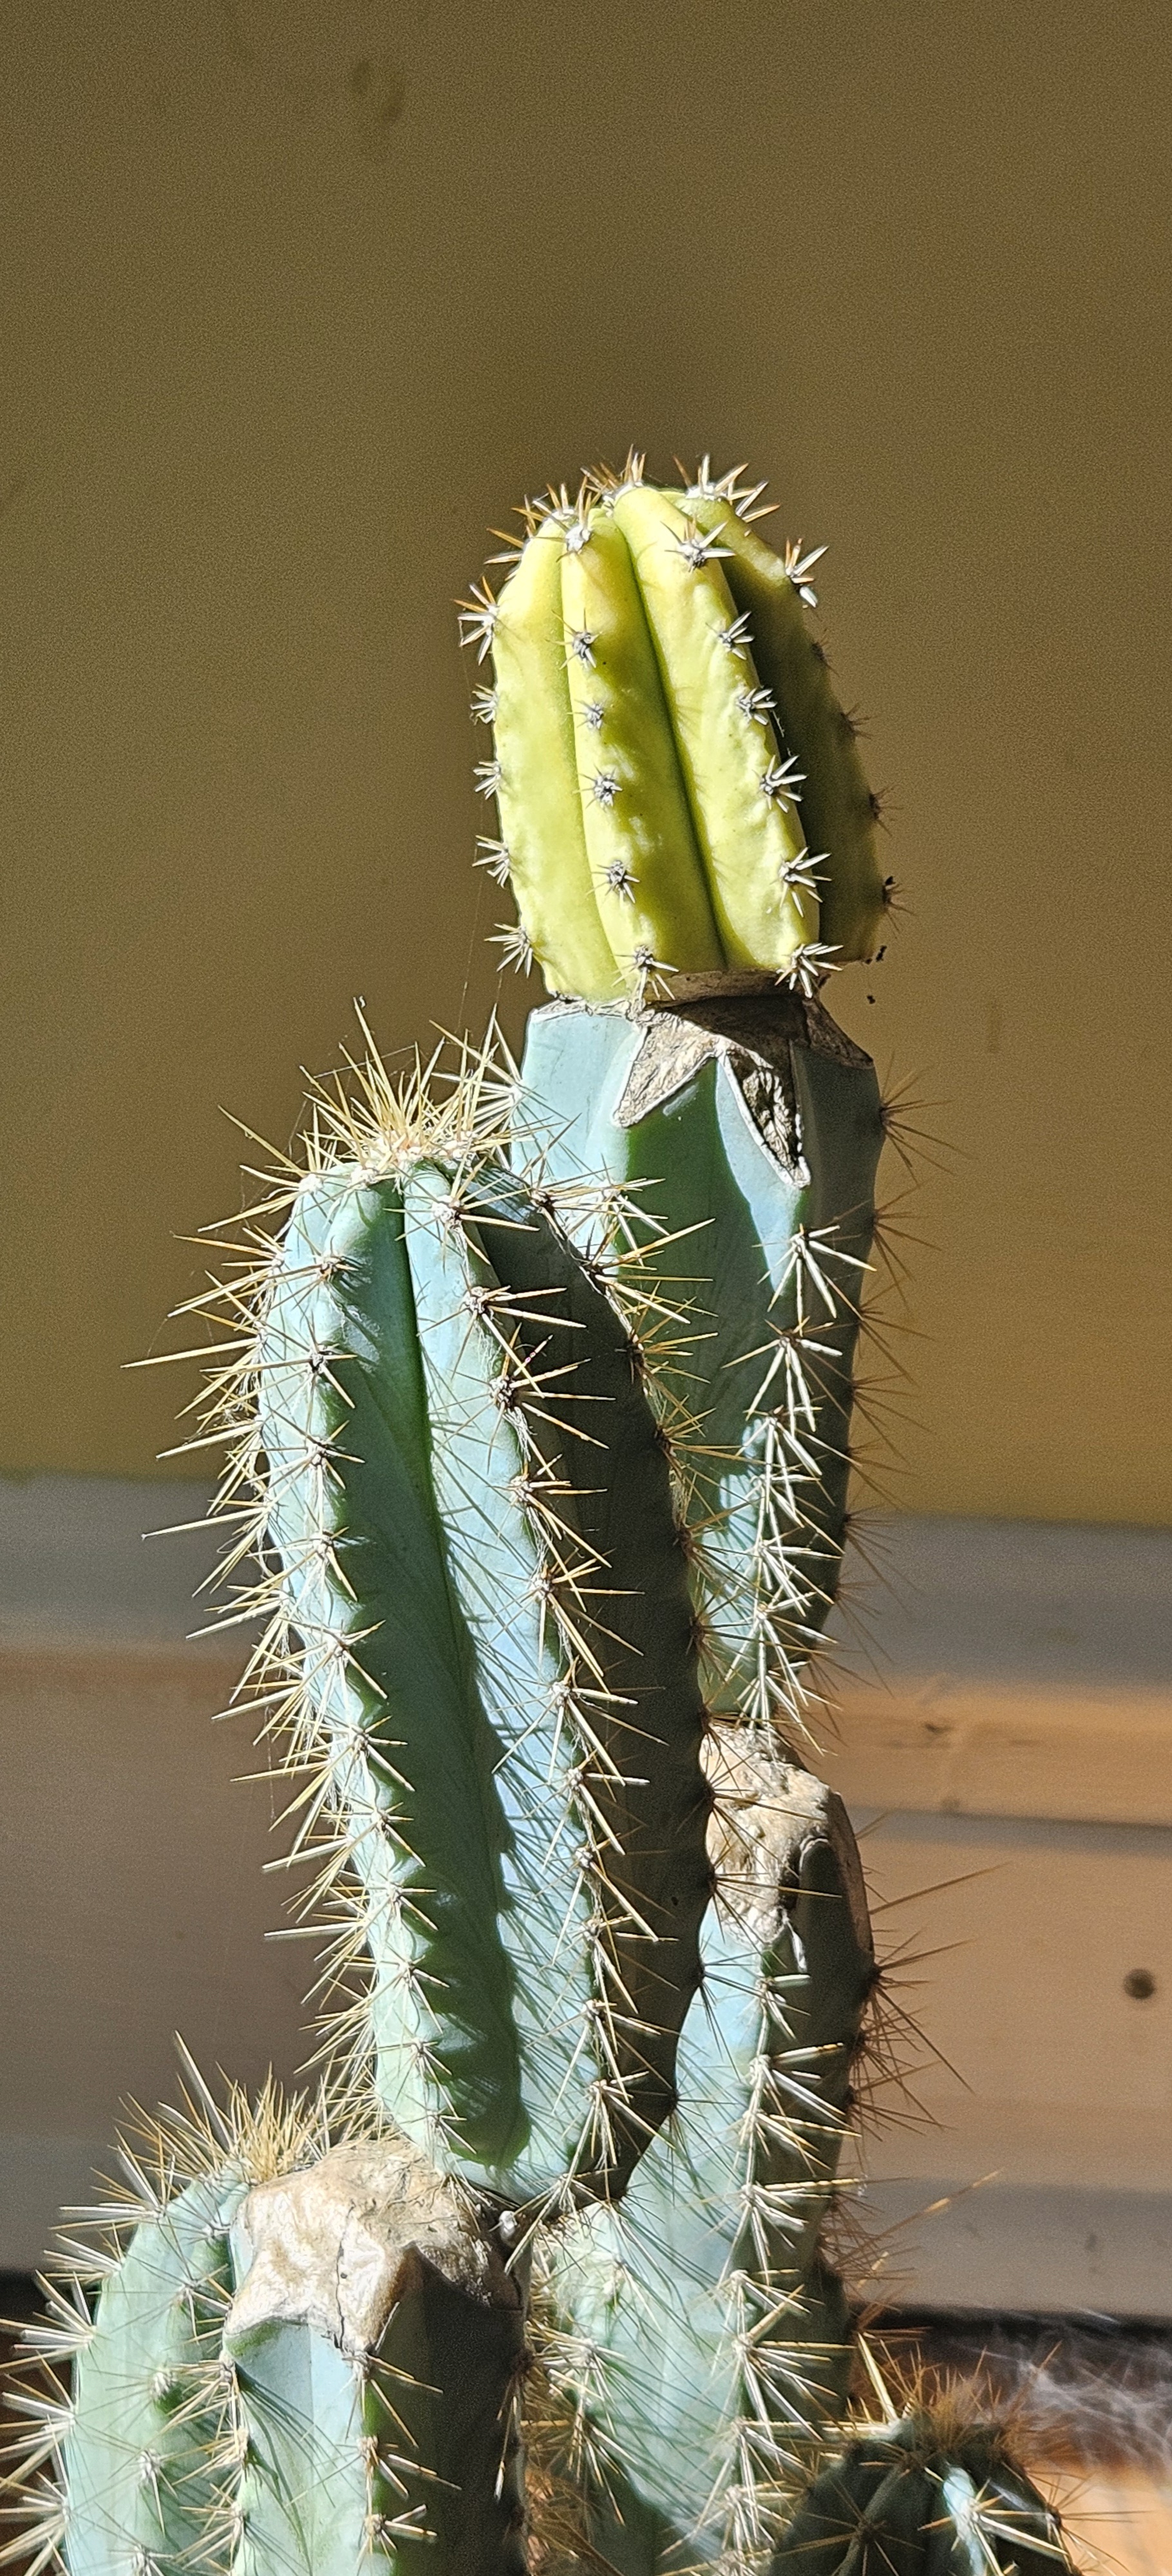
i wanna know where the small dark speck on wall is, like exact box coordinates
[348,56,405,156]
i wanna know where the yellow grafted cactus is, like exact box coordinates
[460,456,889,1000]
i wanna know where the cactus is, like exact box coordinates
[3,2078,530,2576]
[775,2396,1072,2576]
[3,1041,886,2575]
[460,454,891,1001]
[2,456,1084,2576]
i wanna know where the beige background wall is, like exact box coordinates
[3,0,1169,1520]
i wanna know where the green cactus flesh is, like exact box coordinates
[462,460,886,1000]
[518,988,883,1722]
[775,2414,1074,2576]
[250,1113,711,2202]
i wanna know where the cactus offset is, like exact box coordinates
[462,455,888,1001]
[535,1756,876,2574]
[775,2393,1072,2576]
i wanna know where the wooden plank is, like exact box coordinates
[820,1683,1172,1826]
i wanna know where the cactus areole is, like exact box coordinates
[1,457,1081,2576]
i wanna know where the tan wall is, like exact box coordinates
[3,0,1169,1519]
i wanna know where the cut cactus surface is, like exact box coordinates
[461,455,890,1001]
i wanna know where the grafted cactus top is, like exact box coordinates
[461,458,888,1000]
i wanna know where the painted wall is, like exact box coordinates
[3,0,1169,1519]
